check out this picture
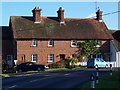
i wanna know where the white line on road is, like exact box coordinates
[4,85,17,90]
[64,73,70,76]
[30,77,53,83]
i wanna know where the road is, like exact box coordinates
[2,68,110,90]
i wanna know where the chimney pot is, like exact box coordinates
[32,6,42,23]
[57,7,65,24]
[96,9,103,22]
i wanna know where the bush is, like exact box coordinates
[66,58,78,69]
[49,60,66,68]
[2,60,16,73]
[49,58,78,69]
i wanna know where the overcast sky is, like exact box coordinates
[0,1,119,30]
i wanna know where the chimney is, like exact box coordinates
[32,6,42,23]
[57,7,65,24]
[96,9,103,22]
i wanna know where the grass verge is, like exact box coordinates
[81,71,120,90]
[47,66,86,71]
[0,74,10,77]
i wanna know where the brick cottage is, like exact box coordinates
[2,6,113,66]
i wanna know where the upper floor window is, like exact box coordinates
[32,39,37,47]
[71,40,77,47]
[48,40,54,47]
[48,54,54,62]
[31,54,38,62]
[96,40,101,48]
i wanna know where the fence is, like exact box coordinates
[76,62,87,66]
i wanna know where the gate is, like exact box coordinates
[116,52,120,67]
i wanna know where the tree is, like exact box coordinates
[77,40,100,61]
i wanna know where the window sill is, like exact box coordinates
[31,45,37,47]
[48,45,54,47]
[71,45,78,48]
[48,61,53,63]
[31,61,37,62]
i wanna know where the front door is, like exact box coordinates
[60,54,65,60]
[7,55,13,66]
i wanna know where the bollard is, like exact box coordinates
[110,64,112,76]
[96,68,99,84]
[90,74,95,90]
[95,64,98,70]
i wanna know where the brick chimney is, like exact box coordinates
[57,7,65,24]
[32,6,42,23]
[96,9,103,22]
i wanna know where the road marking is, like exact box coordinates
[8,85,16,88]
[4,85,17,90]
[64,73,70,76]
[30,77,53,83]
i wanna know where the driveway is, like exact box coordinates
[2,68,110,90]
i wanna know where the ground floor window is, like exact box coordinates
[48,54,54,62]
[72,54,77,58]
[7,55,13,66]
[31,54,38,62]
[59,54,65,60]
[91,54,102,58]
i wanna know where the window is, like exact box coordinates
[60,54,65,60]
[31,54,37,62]
[48,54,54,62]
[96,40,102,47]
[72,54,77,58]
[48,40,54,47]
[32,39,37,47]
[71,40,77,47]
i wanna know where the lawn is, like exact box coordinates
[47,66,86,71]
[81,71,120,90]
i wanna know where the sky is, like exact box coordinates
[0,1,119,30]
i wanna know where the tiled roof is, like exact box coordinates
[10,16,113,40]
[110,30,120,51]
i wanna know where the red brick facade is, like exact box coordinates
[17,40,78,64]
[16,40,110,65]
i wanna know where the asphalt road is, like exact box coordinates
[2,68,110,90]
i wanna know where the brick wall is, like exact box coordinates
[2,40,14,60]
[16,40,78,65]
[16,40,111,64]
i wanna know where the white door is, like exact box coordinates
[7,55,13,66]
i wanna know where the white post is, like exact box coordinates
[96,70,99,84]
[90,74,95,90]
[110,64,112,76]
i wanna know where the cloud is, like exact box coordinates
[86,13,96,18]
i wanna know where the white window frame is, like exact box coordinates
[48,54,54,62]
[31,54,37,62]
[7,55,13,66]
[48,40,54,47]
[32,39,37,47]
[71,40,77,47]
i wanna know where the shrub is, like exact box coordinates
[66,58,78,69]
[49,58,78,69]
[49,60,66,68]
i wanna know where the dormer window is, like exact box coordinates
[71,40,77,47]
[32,39,37,47]
[48,40,54,47]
